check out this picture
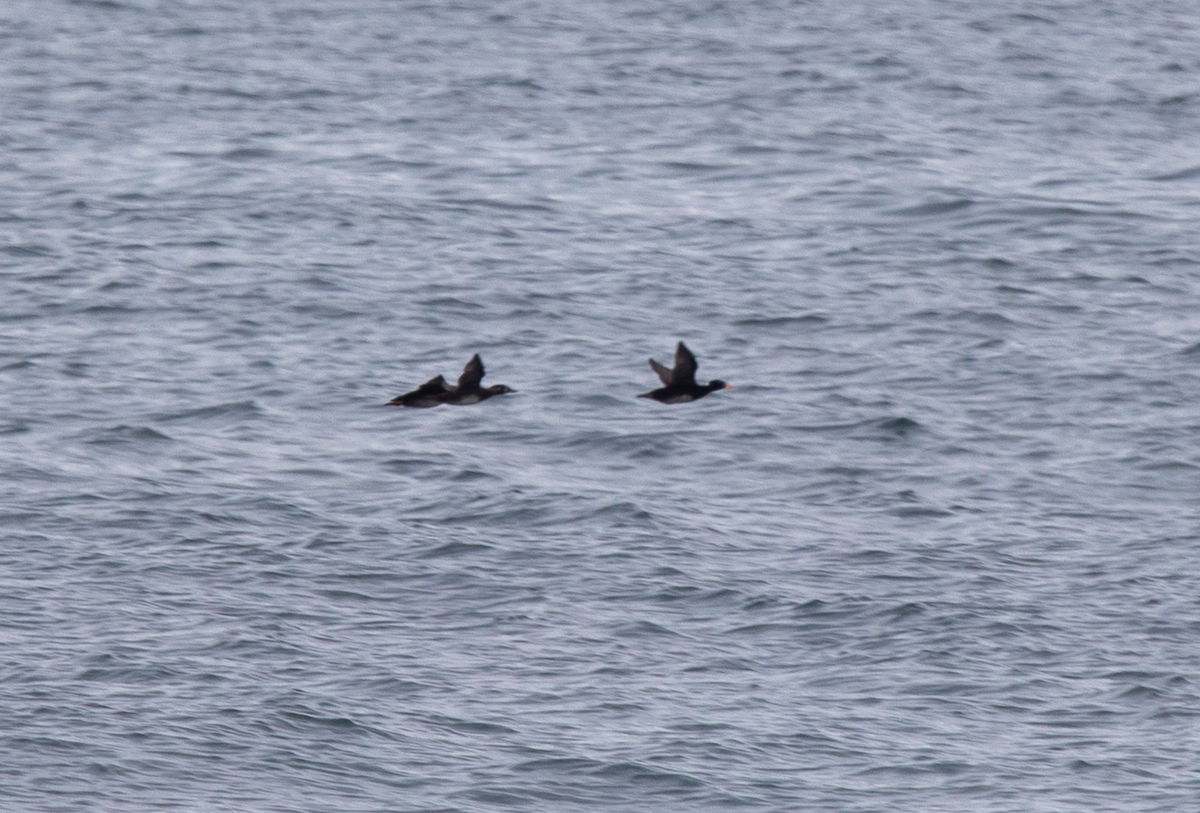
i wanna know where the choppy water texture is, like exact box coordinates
[3,0,1200,810]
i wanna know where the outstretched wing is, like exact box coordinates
[671,341,698,385]
[456,353,485,391]
[387,374,450,406]
[415,374,449,395]
[649,358,674,386]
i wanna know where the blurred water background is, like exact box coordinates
[3,0,1200,810]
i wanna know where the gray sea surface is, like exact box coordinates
[3,0,1200,810]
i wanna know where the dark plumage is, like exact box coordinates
[638,341,731,403]
[387,374,451,408]
[387,354,514,407]
[440,353,516,405]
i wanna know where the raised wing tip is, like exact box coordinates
[672,341,698,383]
[457,353,486,389]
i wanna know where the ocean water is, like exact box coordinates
[3,0,1200,810]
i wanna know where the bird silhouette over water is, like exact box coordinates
[387,354,515,407]
[638,341,732,403]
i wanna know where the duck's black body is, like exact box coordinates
[638,341,731,403]
[387,354,514,407]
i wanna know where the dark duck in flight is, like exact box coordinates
[638,341,731,403]
[387,354,514,407]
